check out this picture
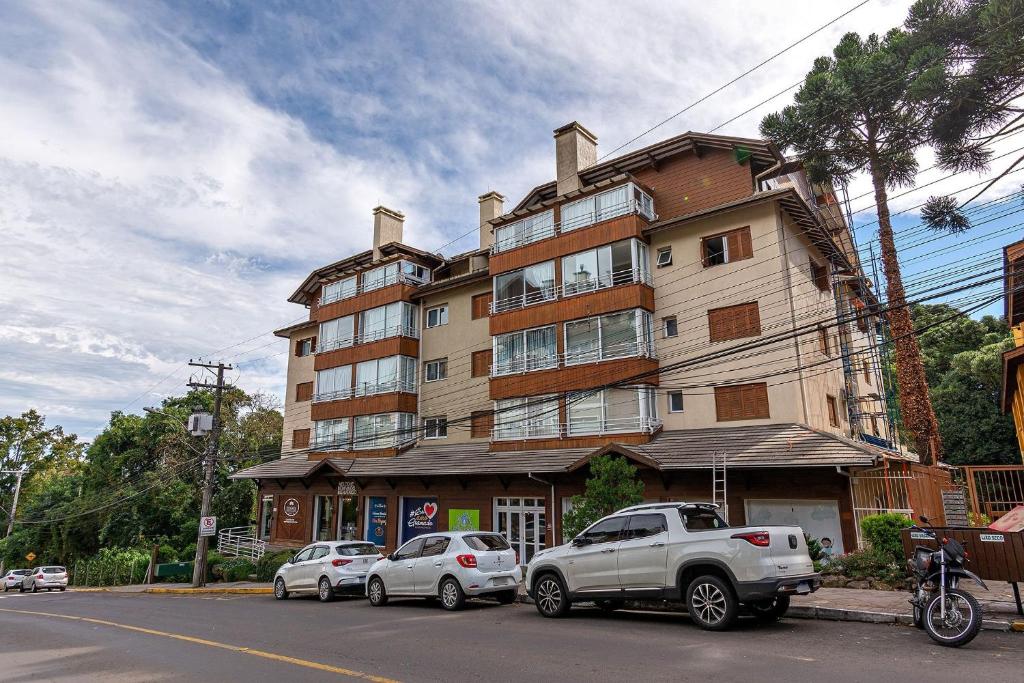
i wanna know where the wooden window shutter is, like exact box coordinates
[715,383,769,421]
[472,293,492,320]
[708,302,760,342]
[292,428,310,449]
[470,411,493,439]
[294,339,303,356]
[726,226,753,261]
[310,336,317,353]
[700,237,711,267]
[471,349,492,378]
[827,395,839,427]
[295,381,313,402]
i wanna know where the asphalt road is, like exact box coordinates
[0,590,1020,682]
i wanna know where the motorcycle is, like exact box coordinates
[906,519,987,647]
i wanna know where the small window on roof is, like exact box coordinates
[656,247,673,267]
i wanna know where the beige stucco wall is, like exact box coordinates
[282,324,316,452]
[418,279,493,443]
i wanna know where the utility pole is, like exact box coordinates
[187,360,231,588]
[1,466,28,577]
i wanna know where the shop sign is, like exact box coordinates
[402,497,438,542]
[283,497,300,524]
[449,509,480,532]
[367,497,388,546]
[337,481,357,496]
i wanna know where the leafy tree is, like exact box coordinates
[561,456,644,540]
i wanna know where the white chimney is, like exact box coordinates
[477,191,505,251]
[553,121,597,196]
[372,206,404,260]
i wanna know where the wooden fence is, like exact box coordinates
[961,465,1024,520]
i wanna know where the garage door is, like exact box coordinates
[744,499,845,555]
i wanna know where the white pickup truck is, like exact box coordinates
[525,501,820,630]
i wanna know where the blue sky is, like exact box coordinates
[1,0,1019,439]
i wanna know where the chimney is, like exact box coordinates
[477,191,505,251]
[553,121,598,196]
[372,206,404,260]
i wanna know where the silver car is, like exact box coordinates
[366,532,521,611]
[274,541,382,602]
[21,566,68,592]
[3,569,31,592]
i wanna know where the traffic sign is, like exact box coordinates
[199,516,217,537]
[25,552,36,563]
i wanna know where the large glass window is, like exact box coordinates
[564,309,654,365]
[493,325,557,376]
[354,355,416,396]
[354,413,416,450]
[362,262,399,292]
[567,386,658,435]
[493,210,554,252]
[318,315,354,352]
[493,261,555,313]
[493,395,560,439]
[315,365,352,401]
[561,183,654,233]
[322,276,356,305]
[313,418,351,450]
[359,302,418,342]
[561,239,649,296]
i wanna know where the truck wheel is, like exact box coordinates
[748,595,790,622]
[534,574,570,618]
[686,575,738,631]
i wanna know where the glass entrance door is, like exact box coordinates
[494,497,546,564]
[337,496,357,540]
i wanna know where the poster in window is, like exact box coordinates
[448,509,480,532]
[401,497,438,542]
[367,497,388,546]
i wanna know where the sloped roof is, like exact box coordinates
[229,456,353,480]
[345,442,594,477]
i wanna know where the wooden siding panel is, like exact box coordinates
[316,283,418,322]
[295,382,314,402]
[472,349,492,378]
[310,392,419,420]
[292,428,310,449]
[632,148,754,224]
[714,383,770,421]
[490,359,660,400]
[471,292,492,320]
[489,283,654,336]
[314,336,419,371]
[707,302,761,342]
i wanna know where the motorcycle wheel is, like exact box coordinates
[922,588,982,647]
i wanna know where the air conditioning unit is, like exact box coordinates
[188,412,213,436]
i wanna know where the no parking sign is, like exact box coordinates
[199,516,217,537]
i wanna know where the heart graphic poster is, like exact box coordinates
[401,497,439,542]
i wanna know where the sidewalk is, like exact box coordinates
[75,581,273,595]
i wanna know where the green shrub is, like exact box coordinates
[859,513,912,562]
[256,550,294,582]
[804,534,822,562]
[74,547,151,586]
[220,557,257,582]
[206,551,226,581]
[822,548,906,585]
[156,544,178,563]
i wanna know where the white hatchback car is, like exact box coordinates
[3,569,31,592]
[274,541,383,602]
[21,566,68,592]
[366,532,521,611]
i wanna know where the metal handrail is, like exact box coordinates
[217,526,266,561]
[491,416,662,440]
[491,196,657,254]
[490,267,651,315]
[491,338,656,377]
[319,324,419,353]
[313,380,417,403]
[321,271,429,305]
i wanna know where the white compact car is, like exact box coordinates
[21,566,68,592]
[366,532,521,611]
[3,569,31,592]
[274,541,383,602]
[526,502,819,630]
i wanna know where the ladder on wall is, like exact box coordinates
[712,450,728,521]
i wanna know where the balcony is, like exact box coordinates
[318,324,420,354]
[491,339,656,378]
[320,263,430,306]
[490,267,651,315]
[313,379,417,403]
[491,416,662,441]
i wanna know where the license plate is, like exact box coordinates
[796,582,811,594]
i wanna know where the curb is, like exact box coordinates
[70,588,111,593]
[142,587,273,595]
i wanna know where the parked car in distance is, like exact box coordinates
[274,541,383,602]
[366,532,520,611]
[525,502,819,630]
[3,569,31,592]
[21,566,68,593]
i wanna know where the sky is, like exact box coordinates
[1,0,1021,440]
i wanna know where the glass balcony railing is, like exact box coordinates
[491,416,662,440]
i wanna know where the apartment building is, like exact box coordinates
[233,122,916,557]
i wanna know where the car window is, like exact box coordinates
[393,538,425,561]
[579,517,627,544]
[311,547,330,560]
[626,513,667,539]
[420,536,451,558]
[336,543,379,556]
[43,567,65,574]
[462,534,511,551]
[679,508,729,531]
[293,548,315,563]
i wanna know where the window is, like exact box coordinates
[425,305,448,328]
[420,536,451,557]
[493,395,560,439]
[857,312,869,333]
[578,517,626,544]
[259,495,273,539]
[863,361,872,385]
[471,292,492,319]
[355,356,416,395]
[561,183,653,232]
[656,247,673,267]
[818,327,830,356]
[827,395,840,427]
[493,325,557,375]
[567,386,658,435]
[295,382,313,402]
[313,418,350,450]
[870,415,879,436]
[707,302,761,342]
[292,428,310,449]
[679,507,729,530]
[400,261,430,284]
[663,316,678,338]
[393,538,424,561]
[293,547,315,563]
[336,543,379,556]
[424,358,447,382]
[295,337,315,357]
[811,261,830,292]
[626,514,667,539]
[493,210,555,252]
[701,226,752,267]
[471,349,492,378]
[359,302,418,342]
[315,365,352,401]
[561,239,649,295]
[319,314,354,352]
[564,310,654,365]
[470,411,493,438]
[354,413,415,450]
[424,416,447,439]
[714,383,770,421]
[463,534,511,551]
[362,262,399,292]
[493,261,556,312]
[322,276,356,304]
[668,391,684,413]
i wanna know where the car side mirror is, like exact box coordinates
[571,537,591,547]
[386,553,397,562]
[288,556,297,564]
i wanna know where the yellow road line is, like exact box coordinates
[0,607,399,682]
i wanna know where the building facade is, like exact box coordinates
[234,123,922,558]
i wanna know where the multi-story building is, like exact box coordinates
[233,122,919,557]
